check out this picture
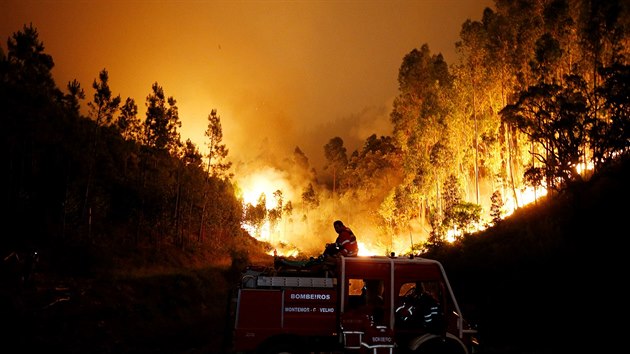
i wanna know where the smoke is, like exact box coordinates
[219,81,416,258]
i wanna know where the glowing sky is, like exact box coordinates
[1,0,492,171]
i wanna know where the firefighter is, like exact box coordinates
[363,279,385,324]
[330,220,359,257]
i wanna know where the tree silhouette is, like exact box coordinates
[144,82,181,154]
[204,109,232,179]
[323,136,348,199]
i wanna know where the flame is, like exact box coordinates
[357,241,381,256]
[266,245,300,258]
[238,167,294,242]
[502,185,548,218]
[239,169,292,209]
[238,161,590,258]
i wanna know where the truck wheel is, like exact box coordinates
[411,333,468,354]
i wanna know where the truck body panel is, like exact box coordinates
[230,255,478,354]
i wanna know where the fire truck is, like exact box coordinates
[228,254,478,354]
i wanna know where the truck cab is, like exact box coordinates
[229,255,478,354]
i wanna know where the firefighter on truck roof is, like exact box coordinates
[329,220,358,257]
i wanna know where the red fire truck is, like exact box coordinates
[229,255,478,354]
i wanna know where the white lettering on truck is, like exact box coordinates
[284,307,335,313]
[290,293,331,300]
[285,307,311,312]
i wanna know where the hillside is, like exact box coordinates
[2,156,628,354]
[1,241,274,354]
[425,156,629,353]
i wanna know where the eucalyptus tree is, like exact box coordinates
[284,200,294,224]
[390,44,453,230]
[460,0,556,209]
[377,183,418,253]
[500,74,589,192]
[591,63,630,167]
[542,0,581,79]
[243,193,268,239]
[323,136,348,198]
[456,19,487,204]
[343,134,403,245]
[346,134,402,203]
[293,146,310,171]
[578,0,627,96]
[577,0,629,171]
[477,7,526,206]
[268,190,283,243]
[489,190,504,225]
[292,146,316,182]
[440,175,462,233]
[301,182,320,223]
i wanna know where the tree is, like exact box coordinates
[243,193,267,238]
[438,175,481,238]
[501,74,589,191]
[292,146,315,181]
[82,69,121,233]
[144,82,181,154]
[4,23,57,95]
[489,190,504,225]
[323,136,348,197]
[283,200,294,236]
[199,109,232,241]
[346,134,402,201]
[64,79,84,118]
[293,146,310,171]
[591,63,630,168]
[1,24,67,245]
[391,44,453,232]
[204,109,232,179]
[116,97,143,143]
[457,19,487,204]
[301,183,320,222]
[88,68,120,127]
[268,189,283,241]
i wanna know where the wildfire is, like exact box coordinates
[238,167,294,242]
[357,241,380,256]
[238,163,567,258]
[239,169,291,209]
[502,185,548,218]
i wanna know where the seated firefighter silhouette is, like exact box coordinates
[273,220,359,274]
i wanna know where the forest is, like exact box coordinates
[2,0,628,263]
[1,0,628,353]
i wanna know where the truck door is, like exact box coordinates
[341,258,392,327]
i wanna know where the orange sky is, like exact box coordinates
[1,0,492,172]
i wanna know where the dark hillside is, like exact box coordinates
[1,241,273,354]
[425,156,629,353]
[2,158,627,354]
